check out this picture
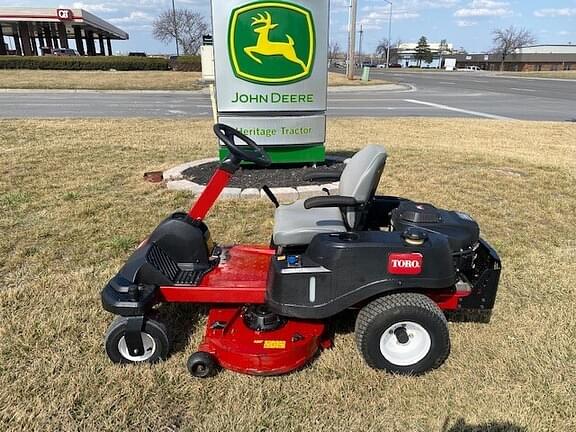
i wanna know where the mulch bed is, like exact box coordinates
[183,155,349,188]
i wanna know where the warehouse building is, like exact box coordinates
[453,45,576,72]
[0,8,128,56]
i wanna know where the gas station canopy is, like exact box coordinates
[0,8,129,56]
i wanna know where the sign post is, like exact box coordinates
[211,0,329,164]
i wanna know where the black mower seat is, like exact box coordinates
[273,144,387,246]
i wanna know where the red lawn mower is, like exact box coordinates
[101,124,501,377]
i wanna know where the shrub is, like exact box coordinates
[170,55,202,72]
[0,56,170,71]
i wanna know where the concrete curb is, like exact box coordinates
[164,159,339,202]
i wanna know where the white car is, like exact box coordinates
[458,66,482,71]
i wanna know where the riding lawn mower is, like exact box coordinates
[101,124,501,377]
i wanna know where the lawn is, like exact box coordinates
[0,70,390,90]
[0,118,575,431]
[0,70,205,91]
[327,72,394,86]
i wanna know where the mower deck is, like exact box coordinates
[198,306,329,376]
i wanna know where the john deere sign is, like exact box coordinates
[229,3,315,84]
[212,0,329,163]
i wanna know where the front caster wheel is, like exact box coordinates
[105,316,170,364]
[187,351,217,378]
[355,293,450,375]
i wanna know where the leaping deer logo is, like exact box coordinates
[244,11,308,72]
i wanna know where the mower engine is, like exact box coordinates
[390,201,479,273]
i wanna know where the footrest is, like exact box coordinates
[146,242,208,286]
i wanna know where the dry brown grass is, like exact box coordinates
[0,70,204,90]
[0,70,390,90]
[502,71,576,80]
[328,72,393,86]
[1,118,575,431]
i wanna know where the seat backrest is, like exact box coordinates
[338,144,387,227]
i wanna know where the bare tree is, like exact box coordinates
[328,41,341,65]
[153,9,208,55]
[376,38,389,59]
[376,39,402,65]
[492,26,536,71]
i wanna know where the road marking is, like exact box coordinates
[439,81,456,85]
[403,99,515,120]
[328,106,429,110]
[510,87,537,92]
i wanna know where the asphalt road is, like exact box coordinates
[1,71,575,121]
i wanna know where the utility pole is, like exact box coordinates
[346,0,358,80]
[358,24,363,66]
[171,0,180,56]
[384,0,393,68]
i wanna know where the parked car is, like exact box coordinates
[458,66,482,71]
[128,52,147,57]
[42,47,79,56]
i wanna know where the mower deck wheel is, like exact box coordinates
[105,316,170,364]
[355,293,450,375]
[187,351,218,378]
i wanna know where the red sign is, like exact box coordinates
[387,253,423,275]
[57,9,74,20]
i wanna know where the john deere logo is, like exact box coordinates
[229,1,315,85]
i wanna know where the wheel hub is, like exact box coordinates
[118,333,156,362]
[379,321,431,366]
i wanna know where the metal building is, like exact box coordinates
[0,8,128,56]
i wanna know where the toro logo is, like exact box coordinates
[57,9,74,20]
[387,253,423,275]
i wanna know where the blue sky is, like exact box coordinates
[2,0,575,54]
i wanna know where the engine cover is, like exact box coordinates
[391,201,479,252]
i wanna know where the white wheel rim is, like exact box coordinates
[118,333,156,362]
[379,321,431,366]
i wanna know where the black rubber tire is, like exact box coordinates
[105,316,170,364]
[355,293,450,375]
[187,351,218,378]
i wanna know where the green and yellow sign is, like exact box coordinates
[228,2,315,85]
[212,0,329,163]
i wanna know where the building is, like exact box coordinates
[397,42,454,67]
[452,45,576,72]
[0,8,128,56]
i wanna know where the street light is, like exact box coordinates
[383,0,392,68]
[346,0,358,80]
[171,0,180,56]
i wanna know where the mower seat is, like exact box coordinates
[273,144,387,246]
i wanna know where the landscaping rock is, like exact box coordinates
[271,187,298,203]
[221,187,242,198]
[297,185,323,198]
[240,188,261,199]
[166,180,195,191]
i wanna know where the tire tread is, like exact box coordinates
[355,293,449,374]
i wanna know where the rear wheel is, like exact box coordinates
[105,316,170,364]
[355,293,450,375]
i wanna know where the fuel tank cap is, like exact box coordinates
[402,228,428,245]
